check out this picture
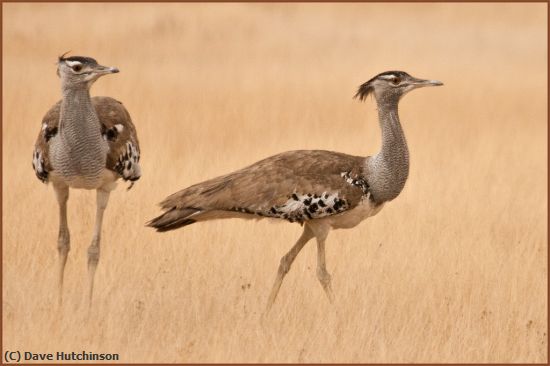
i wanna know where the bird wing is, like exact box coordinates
[32,97,141,187]
[32,102,60,182]
[93,97,141,187]
[159,150,371,223]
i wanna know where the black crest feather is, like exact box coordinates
[354,81,374,102]
[58,52,97,65]
[58,51,71,62]
[354,71,411,102]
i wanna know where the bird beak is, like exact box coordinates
[94,64,120,75]
[410,77,443,87]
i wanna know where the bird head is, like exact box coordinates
[354,71,442,104]
[57,53,119,89]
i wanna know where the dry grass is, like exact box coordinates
[2,3,547,363]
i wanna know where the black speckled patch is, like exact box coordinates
[43,126,58,142]
[32,149,48,182]
[101,124,119,142]
[114,142,140,183]
[228,192,350,224]
[341,171,373,199]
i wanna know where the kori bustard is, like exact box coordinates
[33,55,141,306]
[148,71,442,310]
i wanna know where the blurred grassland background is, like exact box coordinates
[2,3,547,363]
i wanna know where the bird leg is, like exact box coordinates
[266,225,314,312]
[313,224,334,303]
[54,184,70,306]
[87,188,111,307]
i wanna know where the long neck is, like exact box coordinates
[54,85,106,178]
[59,86,100,136]
[367,97,410,202]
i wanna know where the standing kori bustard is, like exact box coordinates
[32,55,141,306]
[148,71,442,311]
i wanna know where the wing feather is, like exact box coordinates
[158,150,370,224]
[32,97,141,187]
[32,102,60,182]
[94,97,141,185]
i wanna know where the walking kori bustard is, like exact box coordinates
[32,55,141,306]
[148,71,442,311]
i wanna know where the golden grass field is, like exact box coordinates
[2,3,547,363]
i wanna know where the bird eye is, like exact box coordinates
[392,77,401,85]
[72,65,82,72]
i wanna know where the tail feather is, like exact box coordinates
[147,207,200,232]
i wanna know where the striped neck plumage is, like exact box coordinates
[368,97,410,202]
[59,85,101,135]
[57,84,106,171]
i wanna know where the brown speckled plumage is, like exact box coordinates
[33,96,141,186]
[164,151,366,210]
[34,55,142,307]
[149,71,443,311]
[150,150,374,231]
